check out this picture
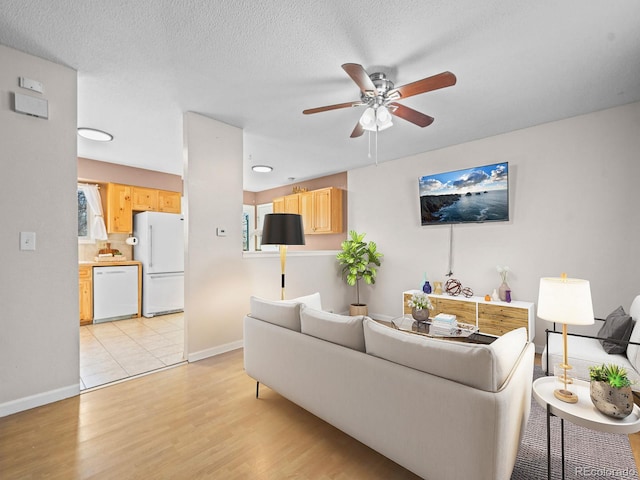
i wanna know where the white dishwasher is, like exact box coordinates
[93,265,139,323]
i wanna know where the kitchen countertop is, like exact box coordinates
[79,260,142,266]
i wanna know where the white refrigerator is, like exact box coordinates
[133,211,184,317]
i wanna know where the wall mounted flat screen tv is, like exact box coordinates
[419,162,509,225]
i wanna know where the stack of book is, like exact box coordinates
[430,313,458,335]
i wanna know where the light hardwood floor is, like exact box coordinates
[0,349,420,479]
[1,350,638,479]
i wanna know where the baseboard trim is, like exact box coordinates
[0,383,80,418]
[188,340,243,362]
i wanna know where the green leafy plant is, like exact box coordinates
[336,230,383,306]
[589,364,632,388]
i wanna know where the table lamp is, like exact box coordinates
[537,274,594,403]
[261,213,305,300]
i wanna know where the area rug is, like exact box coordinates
[511,366,638,479]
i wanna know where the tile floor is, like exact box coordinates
[79,312,185,390]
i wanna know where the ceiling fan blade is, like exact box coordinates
[389,103,434,127]
[350,122,364,138]
[388,71,457,100]
[303,101,363,115]
[342,63,376,94]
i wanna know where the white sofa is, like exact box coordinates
[243,294,535,480]
[542,295,640,391]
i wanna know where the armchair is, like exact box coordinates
[542,295,640,392]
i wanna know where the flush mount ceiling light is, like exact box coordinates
[252,165,273,173]
[77,127,113,142]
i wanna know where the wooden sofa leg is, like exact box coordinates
[256,381,259,399]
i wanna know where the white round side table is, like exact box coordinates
[532,375,640,480]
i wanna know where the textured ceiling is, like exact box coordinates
[2,1,639,191]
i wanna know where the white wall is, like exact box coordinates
[348,102,640,350]
[183,112,352,361]
[183,112,247,359]
[0,45,78,416]
[243,251,353,313]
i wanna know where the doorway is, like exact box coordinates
[77,180,186,391]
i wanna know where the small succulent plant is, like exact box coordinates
[589,364,632,388]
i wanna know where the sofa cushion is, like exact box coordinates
[363,318,527,392]
[250,296,302,331]
[282,292,322,311]
[300,307,366,352]
[625,296,640,367]
[598,306,633,354]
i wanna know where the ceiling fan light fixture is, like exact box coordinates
[376,105,393,130]
[77,127,113,142]
[252,165,273,173]
[359,107,377,131]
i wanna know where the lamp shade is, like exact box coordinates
[537,277,595,326]
[261,214,305,245]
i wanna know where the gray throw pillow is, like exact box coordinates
[598,306,633,354]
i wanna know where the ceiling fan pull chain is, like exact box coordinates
[375,128,379,166]
[367,131,372,158]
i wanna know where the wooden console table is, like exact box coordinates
[403,290,535,341]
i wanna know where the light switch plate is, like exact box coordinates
[216,227,227,237]
[20,231,36,251]
[19,77,43,93]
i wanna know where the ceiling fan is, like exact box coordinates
[303,63,457,138]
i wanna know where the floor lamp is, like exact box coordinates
[261,213,305,300]
[537,274,594,403]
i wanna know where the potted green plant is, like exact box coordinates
[588,363,634,419]
[337,230,383,316]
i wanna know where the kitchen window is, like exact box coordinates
[77,187,95,243]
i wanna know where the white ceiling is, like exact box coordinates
[2,1,639,192]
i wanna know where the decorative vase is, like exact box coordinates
[433,281,443,295]
[422,281,432,294]
[498,282,510,302]
[412,307,429,323]
[590,381,634,419]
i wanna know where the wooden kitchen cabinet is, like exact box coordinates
[105,184,181,233]
[283,194,300,214]
[105,183,132,233]
[272,187,343,234]
[299,191,314,234]
[272,194,300,214]
[158,189,181,213]
[273,197,285,213]
[131,187,158,211]
[79,265,93,325]
[311,187,342,234]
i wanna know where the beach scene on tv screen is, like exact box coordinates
[419,163,509,225]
